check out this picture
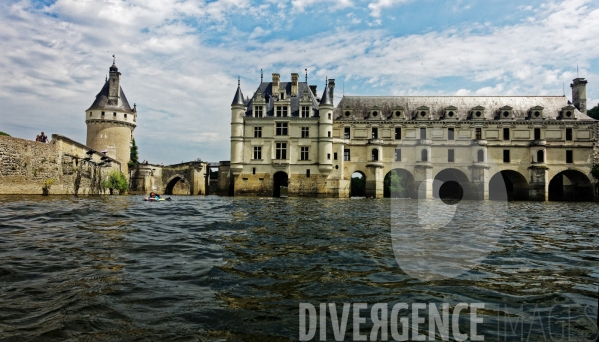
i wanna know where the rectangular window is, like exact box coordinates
[254,127,262,138]
[255,106,263,117]
[566,128,573,141]
[566,150,573,163]
[89,112,92,117]
[300,147,309,161]
[252,167,256,175]
[301,106,310,118]
[101,111,105,116]
[420,127,426,139]
[448,149,455,162]
[124,114,127,119]
[334,152,338,160]
[503,150,510,163]
[276,106,288,117]
[448,127,455,140]
[253,146,262,160]
[395,127,401,140]
[503,128,510,140]
[344,127,350,139]
[113,112,117,116]
[534,128,541,140]
[372,127,378,139]
[275,143,287,159]
[328,131,331,138]
[344,149,350,161]
[327,153,331,160]
[394,149,401,161]
[301,127,309,138]
[275,122,288,136]
[306,169,310,177]
[475,128,482,140]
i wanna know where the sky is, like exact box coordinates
[1,0,598,164]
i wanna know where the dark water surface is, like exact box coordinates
[0,195,598,341]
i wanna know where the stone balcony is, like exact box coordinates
[472,139,488,146]
[530,140,547,146]
[368,138,384,145]
[366,160,384,168]
[417,139,432,145]
[272,160,289,169]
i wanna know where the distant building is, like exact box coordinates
[85,60,137,174]
[230,73,597,200]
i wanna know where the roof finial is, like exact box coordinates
[112,54,115,65]
[238,76,240,87]
[305,68,308,84]
[260,69,263,83]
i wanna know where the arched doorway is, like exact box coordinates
[273,171,288,197]
[433,168,470,200]
[350,171,366,197]
[165,175,191,195]
[488,170,529,201]
[384,168,415,198]
[549,170,593,201]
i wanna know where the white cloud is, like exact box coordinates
[368,0,410,18]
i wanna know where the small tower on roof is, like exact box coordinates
[230,78,245,176]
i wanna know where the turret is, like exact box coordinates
[571,77,588,115]
[108,61,121,105]
[318,82,334,174]
[230,78,245,176]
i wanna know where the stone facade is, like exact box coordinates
[229,74,598,200]
[0,135,121,195]
[129,161,209,195]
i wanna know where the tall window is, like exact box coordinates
[448,127,455,140]
[566,128,573,141]
[275,143,287,159]
[394,149,401,161]
[477,149,484,162]
[276,106,288,117]
[344,127,350,139]
[334,152,338,160]
[448,149,455,162]
[395,127,401,140]
[566,150,573,163]
[306,169,310,177]
[421,149,428,162]
[328,131,331,138]
[372,149,379,161]
[420,127,426,139]
[300,147,309,160]
[101,111,105,117]
[503,128,510,140]
[372,127,378,139]
[301,106,310,118]
[503,150,510,163]
[255,106,263,117]
[276,122,288,136]
[301,127,309,138]
[537,150,544,163]
[534,128,541,140]
[344,149,350,161]
[253,146,262,160]
[254,127,262,138]
[475,128,482,140]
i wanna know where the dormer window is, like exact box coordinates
[443,106,458,120]
[255,106,264,117]
[415,106,430,120]
[280,92,285,100]
[528,106,544,120]
[301,106,310,118]
[276,106,288,117]
[344,111,351,117]
[372,111,378,117]
[470,106,485,120]
[392,107,405,120]
[497,106,513,120]
[369,107,382,119]
[560,105,577,120]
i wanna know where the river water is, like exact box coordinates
[0,195,598,341]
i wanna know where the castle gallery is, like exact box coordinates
[229,73,598,200]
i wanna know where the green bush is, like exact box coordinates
[591,164,599,180]
[101,170,128,195]
[0,131,10,137]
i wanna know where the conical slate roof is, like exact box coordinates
[86,80,134,113]
[320,85,332,106]
[231,81,245,106]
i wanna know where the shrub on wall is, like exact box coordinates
[0,132,10,136]
[101,170,128,195]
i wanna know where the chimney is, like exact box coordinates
[108,63,121,106]
[291,73,299,97]
[272,73,280,98]
[571,78,588,115]
[309,85,317,97]
[328,78,335,103]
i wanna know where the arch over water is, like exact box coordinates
[489,170,529,201]
[165,174,191,195]
[433,168,470,200]
[273,171,288,197]
[350,171,366,197]
[548,170,593,201]
[384,168,415,198]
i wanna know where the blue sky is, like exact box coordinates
[1,0,598,164]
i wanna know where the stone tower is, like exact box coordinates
[230,79,245,177]
[571,77,588,115]
[318,82,333,174]
[85,59,137,174]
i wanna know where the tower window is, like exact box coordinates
[327,153,331,160]
[328,113,331,120]
[113,112,117,117]
[395,127,401,140]
[503,150,510,163]
[89,112,92,117]
[334,152,338,160]
[124,114,127,119]
[301,127,309,138]
[253,146,262,160]
[372,149,379,161]
[566,150,573,163]
[328,131,331,138]
[448,127,455,140]
[300,147,309,161]
[101,111,105,117]
[275,143,287,159]
[254,126,262,138]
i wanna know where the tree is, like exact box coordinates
[384,170,406,198]
[588,105,599,120]
[128,138,139,167]
[0,131,9,136]
[101,170,128,195]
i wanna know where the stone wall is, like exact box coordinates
[129,161,208,195]
[0,135,122,195]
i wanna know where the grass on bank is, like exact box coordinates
[0,132,10,137]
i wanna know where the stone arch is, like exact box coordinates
[384,168,415,198]
[350,171,366,197]
[489,170,529,201]
[165,174,191,195]
[433,168,471,200]
[549,169,593,201]
[273,171,288,197]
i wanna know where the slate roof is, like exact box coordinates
[334,96,594,121]
[244,82,320,117]
[231,84,245,106]
[86,80,134,114]
[320,85,332,106]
